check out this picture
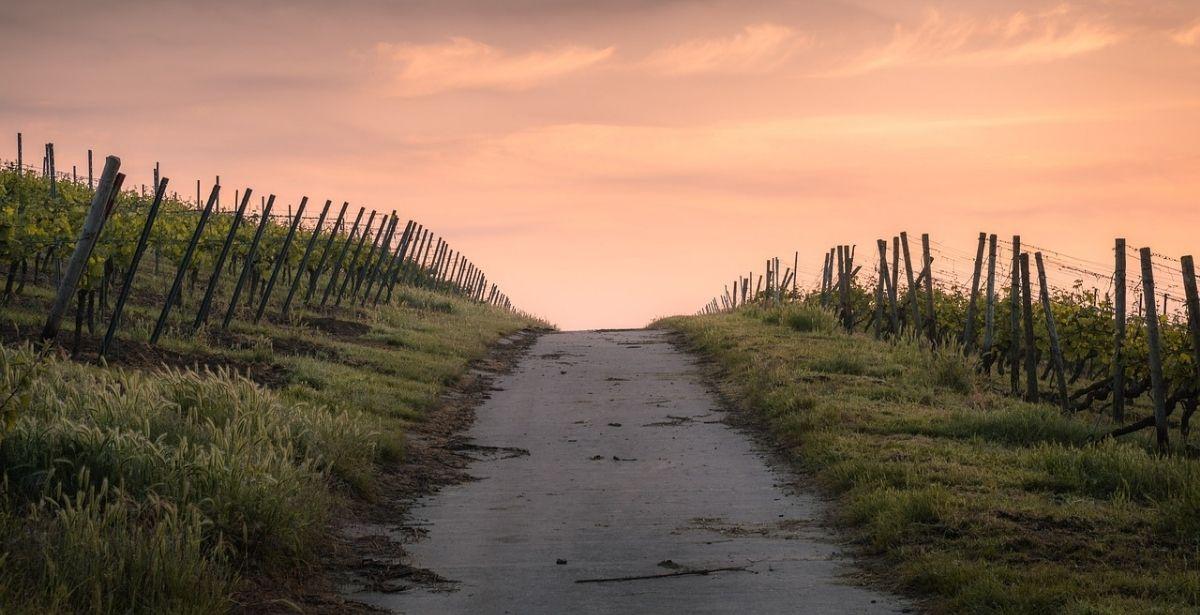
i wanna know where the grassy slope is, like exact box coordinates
[0,286,540,613]
[657,305,1199,614]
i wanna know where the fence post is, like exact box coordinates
[1139,247,1169,450]
[151,184,218,344]
[222,196,274,328]
[963,232,986,353]
[321,206,366,307]
[1035,252,1069,410]
[360,215,398,305]
[335,210,379,305]
[921,234,936,343]
[100,177,168,357]
[1180,255,1200,413]
[280,199,331,319]
[42,156,121,341]
[194,188,252,328]
[1010,236,1022,396]
[900,232,918,330]
[874,241,885,338]
[982,234,998,370]
[1020,253,1037,402]
[376,220,415,304]
[255,196,308,322]
[304,201,348,306]
[1112,238,1126,421]
[353,213,392,301]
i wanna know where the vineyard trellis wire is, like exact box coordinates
[697,229,1200,453]
[1,133,526,359]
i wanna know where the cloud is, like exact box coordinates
[375,37,614,97]
[828,5,1122,76]
[640,23,806,76]
[1171,22,1200,47]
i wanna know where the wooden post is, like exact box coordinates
[835,246,846,322]
[321,206,366,306]
[982,234,998,369]
[1112,238,1126,421]
[47,143,56,197]
[222,196,274,328]
[874,240,886,339]
[101,177,167,356]
[350,213,390,300]
[963,232,986,353]
[900,232,919,331]
[304,201,348,305]
[793,251,799,295]
[883,242,899,333]
[151,184,218,344]
[1020,253,1037,402]
[42,156,121,341]
[335,211,378,305]
[1180,255,1200,414]
[1035,253,1069,410]
[255,196,308,322]
[280,199,332,318]
[16,133,21,172]
[1010,236,1022,396]
[922,234,936,343]
[1139,247,1169,449]
[359,214,397,302]
[378,220,416,303]
[891,236,900,311]
[194,188,252,328]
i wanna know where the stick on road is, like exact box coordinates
[354,330,909,614]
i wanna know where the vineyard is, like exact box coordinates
[0,134,542,613]
[1,135,519,359]
[698,232,1200,452]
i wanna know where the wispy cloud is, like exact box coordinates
[640,23,806,76]
[375,37,614,97]
[828,5,1122,76]
[1171,22,1200,47]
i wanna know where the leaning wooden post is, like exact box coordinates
[874,240,886,339]
[194,188,252,328]
[1139,247,1168,449]
[100,176,167,357]
[1019,253,1037,402]
[1112,238,1126,421]
[151,184,218,344]
[304,202,348,305]
[377,220,416,304]
[255,196,308,322]
[351,214,391,301]
[900,232,919,331]
[1179,255,1200,415]
[335,211,379,305]
[280,199,332,319]
[1035,253,1070,410]
[321,206,366,306]
[963,232,986,353]
[42,156,121,341]
[982,234,998,370]
[921,234,936,343]
[883,243,899,333]
[359,215,398,304]
[1010,236,1022,396]
[222,195,274,329]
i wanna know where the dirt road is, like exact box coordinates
[352,330,909,614]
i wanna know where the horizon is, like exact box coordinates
[4,0,1198,329]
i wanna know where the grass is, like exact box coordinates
[0,285,542,612]
[656,303,1200,613]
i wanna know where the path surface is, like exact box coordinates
[354,330,909,614]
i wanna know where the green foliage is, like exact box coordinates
[658,311,1200,612]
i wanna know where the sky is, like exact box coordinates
[2,0,1198,329]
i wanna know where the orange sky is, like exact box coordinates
[3,0,1199,329]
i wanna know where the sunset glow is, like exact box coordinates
[4,0,1198,328]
